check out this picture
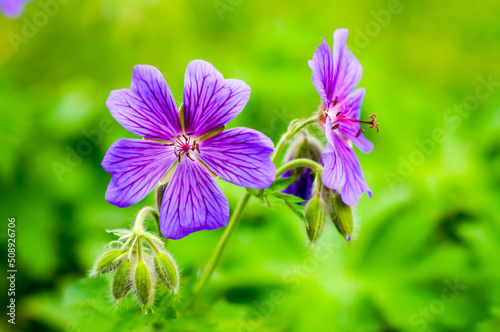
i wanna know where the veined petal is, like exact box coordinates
[182,60,251,137]
[106,65,182,141]
[322,117,345,189]
[332,29,363,101]
[102,138,177,208]
[332,132,371,206]
[308,37,334,105]
[338,88,374,153]
[197,128,276,189]
[322,140,345,190]
[160,158,229,239]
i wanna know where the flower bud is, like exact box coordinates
[282,134,323,202]
[305,197,326,243]
[133,261,153,306]
[94,249,124,274]
[154,251,179,294]
[329,193,354,241]
[112,260,132,301]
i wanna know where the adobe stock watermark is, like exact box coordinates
[385,74,499,191]
[260,106,296,141]
[213,0,243,21]
[64,289,110,332]
[409,278,467,331]
[350,0,413,54]
[52,119,115,182]
[237,232,341,332]
[8,0,71,53]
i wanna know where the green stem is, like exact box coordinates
[134,206,157,231]
[276,158,323,177]
[191,191,251,301]
[272,116,317,163]
[286,116,318,140]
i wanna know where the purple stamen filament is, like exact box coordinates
[168,133,199,161]
[328,97,379,136]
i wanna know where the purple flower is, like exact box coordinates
[103,61,276,239]
[0,0,30,18]
[282,135,323,203]
[309,29,378,206]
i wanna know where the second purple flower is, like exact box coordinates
[103,60,276,239]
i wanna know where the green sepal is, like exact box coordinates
[154,252,179,294]
[329,193,354,241]
[112,260,132,301]
[305,197,326,243]
[134,261,153,306]
[94,249,124,274]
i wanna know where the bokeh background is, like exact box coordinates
[1,0,500,331]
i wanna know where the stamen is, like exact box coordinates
[332,124,339,130]
[186,153,194,161]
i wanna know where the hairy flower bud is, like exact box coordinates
[94,249,124,274]
[133,261,153,306]
[305,197,326,243]
[282,134,324,202]
[112,260,132,301]
[329,192,354,241]
[154,251,179,294]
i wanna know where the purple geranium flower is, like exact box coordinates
[102,61,276,239]
[309,29,379,206]
[0,0,30,18]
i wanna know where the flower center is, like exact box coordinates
[166,133,200,162]
[325,96,379,137]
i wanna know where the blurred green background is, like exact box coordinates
[1,0,500,331]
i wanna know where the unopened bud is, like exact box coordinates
[133,261,153,306]
[154,252,179,294]
[94,249,124,274]
[305,197,326,243]
[329,193,354,241]
[112,260,132,301]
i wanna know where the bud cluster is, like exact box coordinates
[283,133,356,244]
[92,207,180,312]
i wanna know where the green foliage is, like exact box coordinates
[2,0,500,331]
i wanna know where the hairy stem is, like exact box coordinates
[276,158,323,177]
[191,191,251,302]
[272,116,318,163]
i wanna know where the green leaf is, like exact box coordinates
[268,177,295,191]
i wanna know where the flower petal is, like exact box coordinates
[197,127,276,189]
[106,65,182,141]
[282,168,314,203]
[322,139,346,190]
[338,88,374,153]
[102,138,177,208]
[332,29,363,101]
[0,0,28,18]
[182,60,251,137]
[322,117,346,190]
[331,131,371,206]
[308,37,334,105]
[160,158,229,239]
